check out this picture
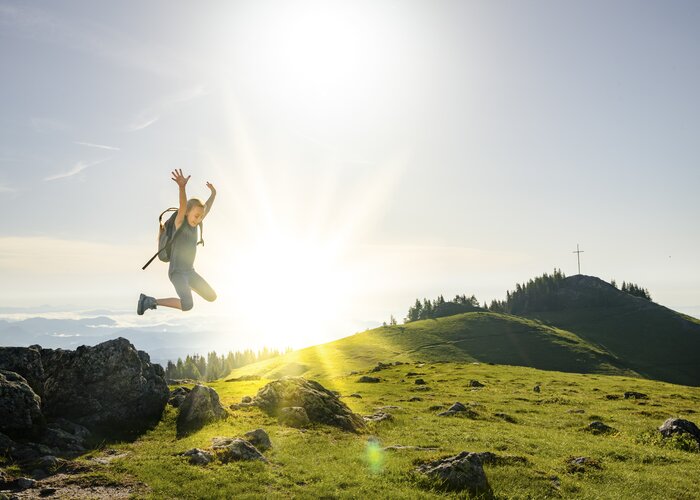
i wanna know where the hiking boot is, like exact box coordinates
[137,293,158,315]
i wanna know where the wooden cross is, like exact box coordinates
[573,244,584,275]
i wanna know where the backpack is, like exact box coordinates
[142,207,204,270]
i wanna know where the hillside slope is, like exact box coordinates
[227,312,636,380]
[522,275,700,386]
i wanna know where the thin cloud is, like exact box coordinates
[74,141,121,151]
[0,184,16,193]
[126,115,160,132]
[30,117,70,133]
[126,84,208,132]
[44,158,110,181]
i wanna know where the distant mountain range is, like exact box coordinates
[226,275,700,387]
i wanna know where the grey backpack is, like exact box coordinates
[142,208,203,270]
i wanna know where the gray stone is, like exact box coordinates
[243,429,271,451]
[624,391,648,400]
[347,393,362,398]
[468,380,485,388]
[278,406,311,428]
[357,376,380,383]
[0,347,45,398]
[241,396,252,404]
[364,412,394,423]
[176,384,228,437]
[41,338,169,437]
[213,438,266,463]
[168,387,191,408]
[659,418,700,445]
[179,448,213,465]
[0,370,45,439]
[254,377,365,432]
[416,451,492,495]
[533,385,541,393]
[585,421,617,435]
[448,402,467,412]
[414,378,427,385]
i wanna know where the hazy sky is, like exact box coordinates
[1,0,698,349]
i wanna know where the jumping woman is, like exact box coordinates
[137,169,217,314]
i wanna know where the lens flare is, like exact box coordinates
[365,436,384,474]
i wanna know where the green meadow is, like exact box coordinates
[81,358,699,499]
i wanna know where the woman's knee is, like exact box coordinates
[181,297,194,311]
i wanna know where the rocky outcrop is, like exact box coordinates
[0,346,45,398]
[0,370,45,439]
[659,418,700,445]
[253,377,366,433]
[416,451,492,495]
[40,338,169,437]
[176,384,228,437]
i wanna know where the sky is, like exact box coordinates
[1,0,699,353]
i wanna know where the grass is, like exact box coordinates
[99,361,700,499]
[225,312,638,382]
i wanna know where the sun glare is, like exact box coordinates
[216,230,354,350]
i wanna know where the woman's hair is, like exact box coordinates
[186,198,205,214]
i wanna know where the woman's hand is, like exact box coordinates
[206,181,217,195]
[171,169,190,187]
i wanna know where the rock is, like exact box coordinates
[567,409,586,414]
[176,384,228,437]
[3,477,37,491]
[413,386,432,392]
[566,456,602,473]
[0,432,16,457]
[438,408,478,418]
[533,385,541,393]
[624,391,648,400]
[168,387,191,408]
[0,346,45,398]
[243,429,271,451]
[416,451,492,495]
[179,448,214,465]
[384,445,438,451]
[414,379,427,385]
[605,394,621,400]
[585,421,617,435]
[406,372,423,377]
[364,412,394,423]
[408,397,423,402]
[659,418,700,445]
[0,370,45,439]
[468,380,485,388]
[278,406,311,428]
[347,393,362,398]
[357,376,380,383]
[241,396,253,404]
[41,338,169,437]
[254,377,365,432]
[448,402,468,412]
[213,438,266,463]
[40,426,86,452]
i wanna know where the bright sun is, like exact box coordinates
[213,230,354,350]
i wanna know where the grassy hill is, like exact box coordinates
[53,361,700,499]
[225,275,700,387]
[224,312,640,381]
[519,275,700,386]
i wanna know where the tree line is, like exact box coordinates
[397,269,652,323]
[164,347,291,382]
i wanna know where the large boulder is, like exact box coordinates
[659,418,700,445]
[416,451,493,495]
[176,384,228,437]
[0,370,45,439]
[41,338,169,437]
[0,347,45,398]
[253,377,365,432]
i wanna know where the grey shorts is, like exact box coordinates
[169,270,216,311]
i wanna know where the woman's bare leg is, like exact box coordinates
[156,298,182,309]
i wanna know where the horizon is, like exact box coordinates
[1,1,699,352]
